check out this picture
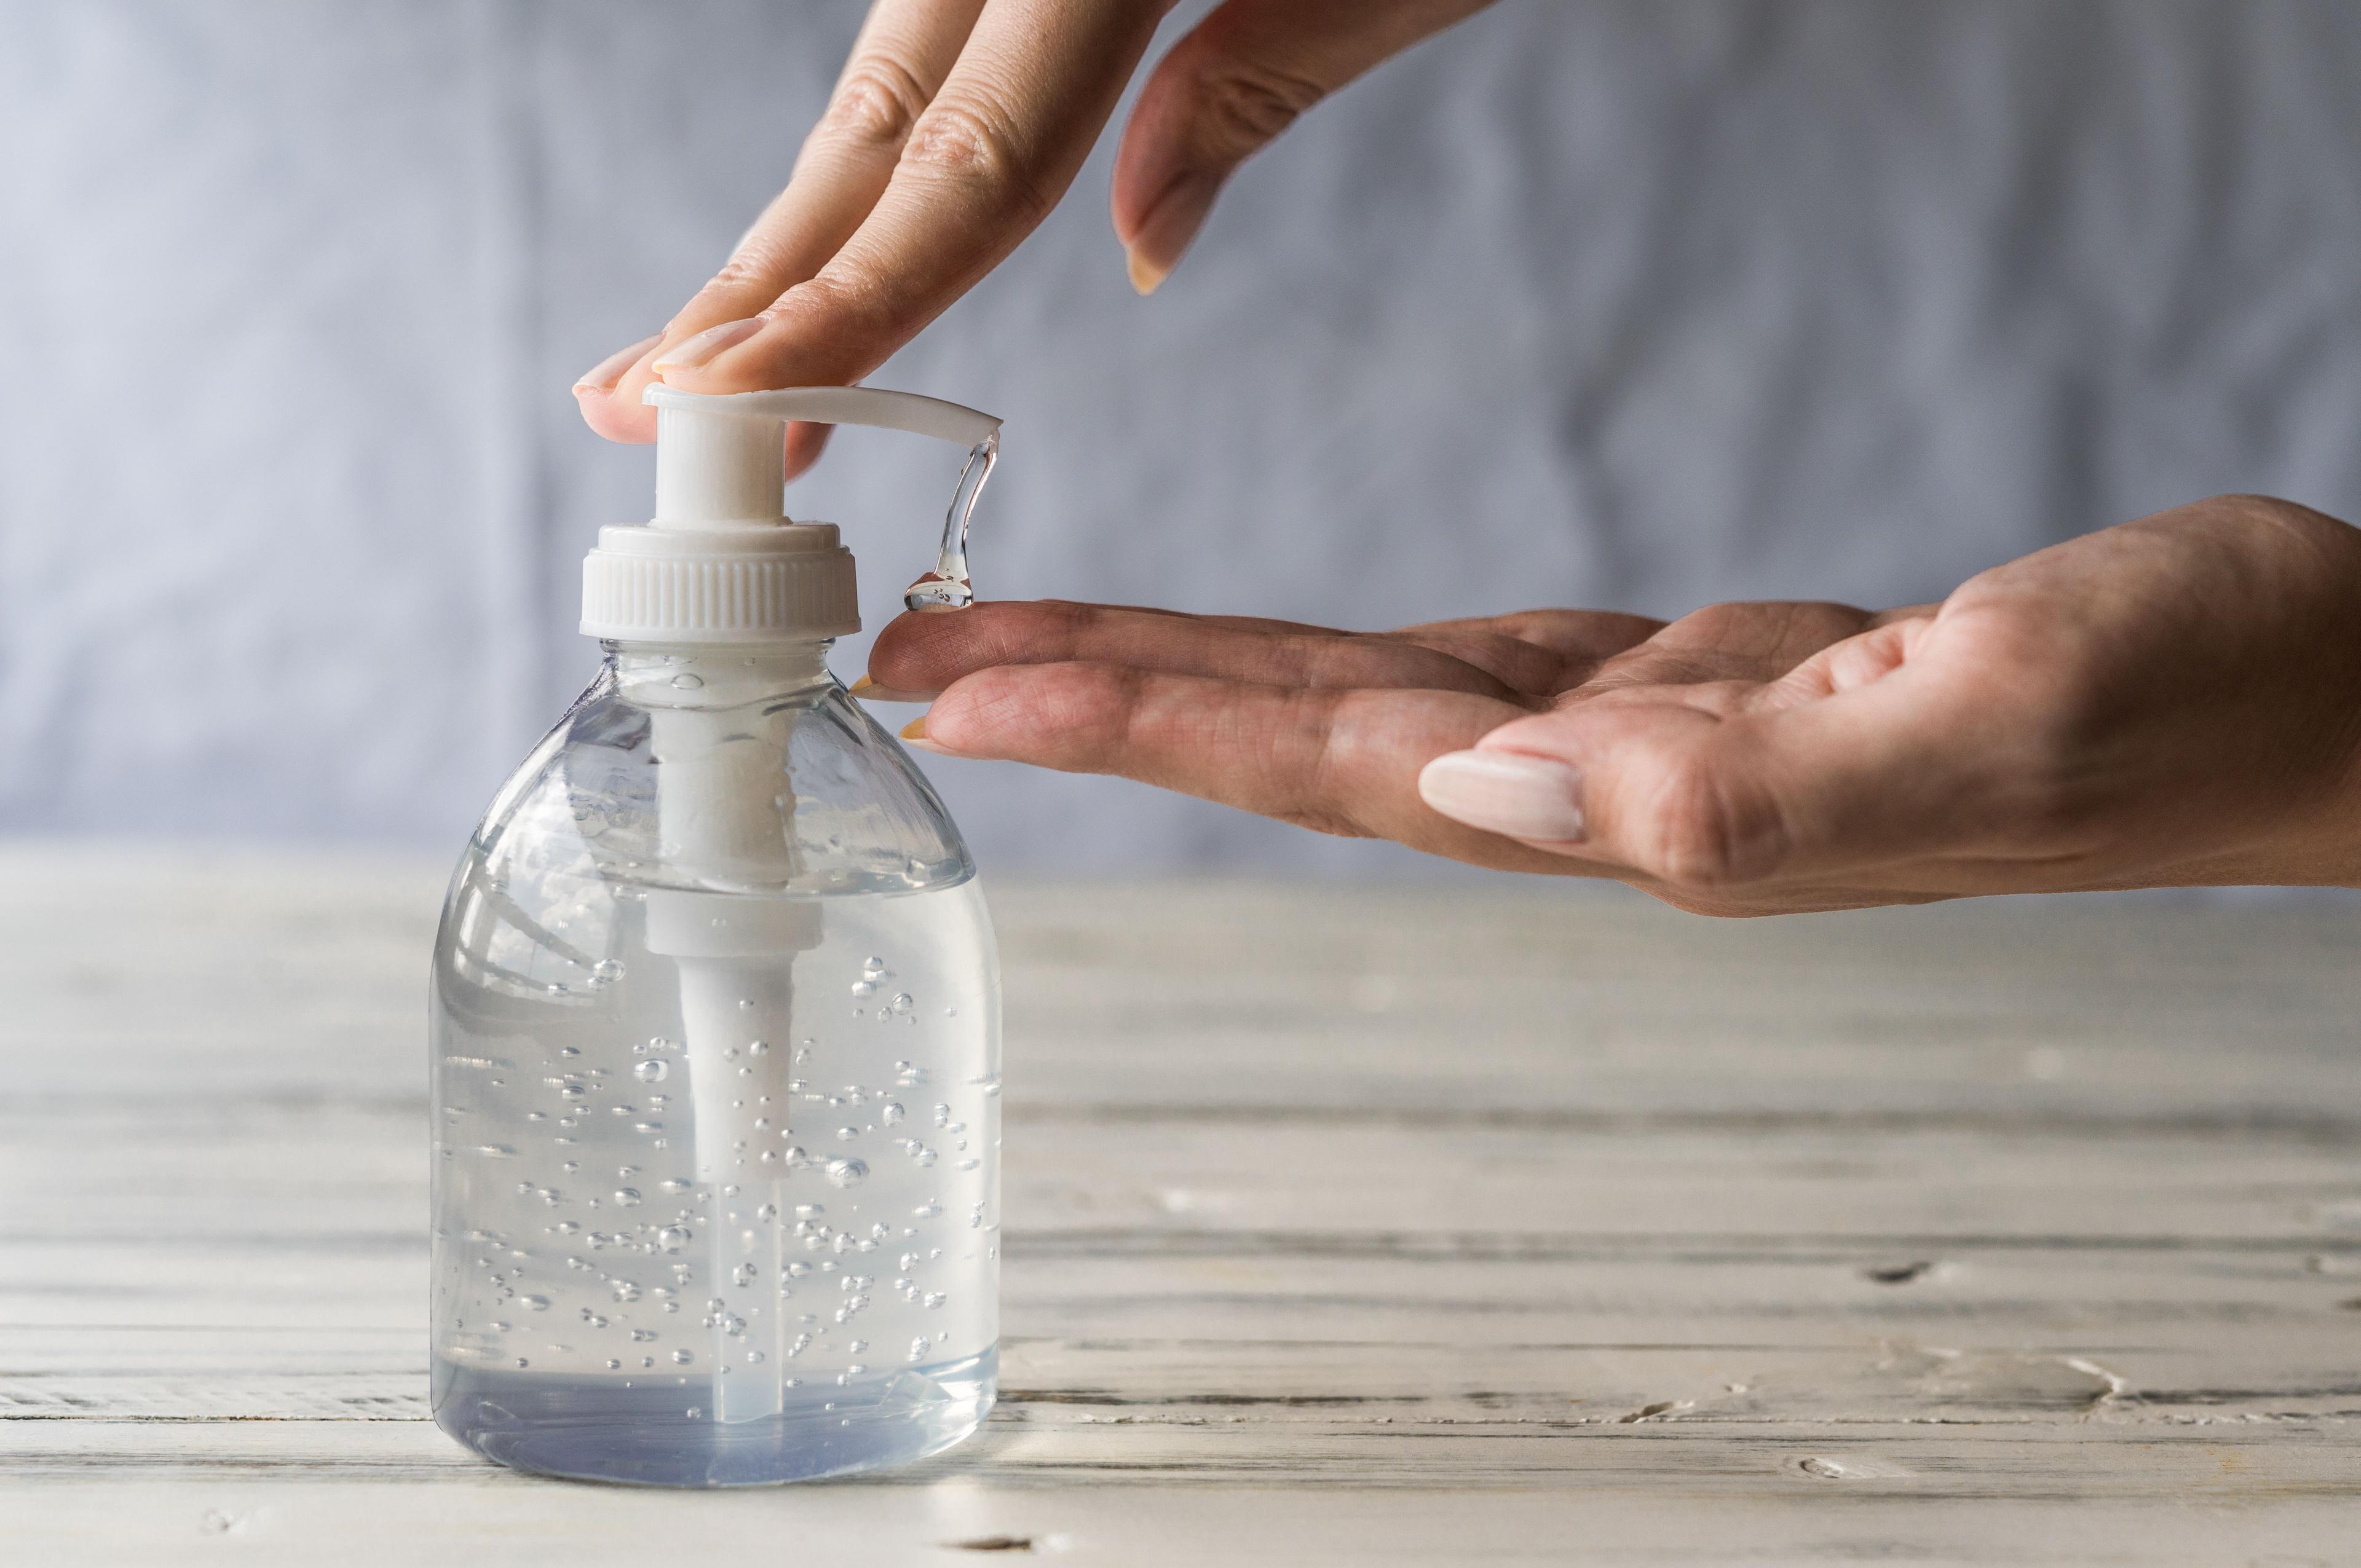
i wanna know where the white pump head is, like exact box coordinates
[579,385,1003,644]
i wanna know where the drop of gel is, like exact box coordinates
[902,433,996,612]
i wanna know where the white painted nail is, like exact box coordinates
[1417,751,1585,842]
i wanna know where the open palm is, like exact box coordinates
[866,496,2361,913]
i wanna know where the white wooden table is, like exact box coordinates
[3,848,2357,1564]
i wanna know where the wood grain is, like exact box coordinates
[1,848,2355,1563]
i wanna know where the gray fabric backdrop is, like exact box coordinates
[2,1,2355,875]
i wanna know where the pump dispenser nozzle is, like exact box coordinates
[649,385,1001,529]
[580,385,1001,643]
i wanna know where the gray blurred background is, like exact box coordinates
[2,1,2355,876]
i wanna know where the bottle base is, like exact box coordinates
[432,1347,996,1487]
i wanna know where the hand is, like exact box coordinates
[861,495,2361,914]
[572,0,1493,465]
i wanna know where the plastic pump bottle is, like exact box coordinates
[430,385,1003,1486]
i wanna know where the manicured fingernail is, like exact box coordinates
[1126,250,1170,296]
[653,317,763,372]
[899,715,947,755]
[572,334,660,395]
[1417,751,1586,841]
[1125,172,1219,296]
[852,676,933,704]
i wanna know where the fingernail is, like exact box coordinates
[898,715,948,755]
[1125,172,1219,296]
[1126,250,1171,296]
[572,334,660,395]
[652,317,763,372]
[852,676,934,704]
[1417,751,1586,841]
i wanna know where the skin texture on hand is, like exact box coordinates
[863,495,2361,915]
[571,0,1493,467]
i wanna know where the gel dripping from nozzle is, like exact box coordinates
[903,433,997,613]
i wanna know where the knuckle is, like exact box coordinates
[1634,751,1789,891]
[900,97,1056,224]
[931,661,1023,720]
[703,254,777,294]
[1190,61,1326,157]
[930,662,1137,765]
[1291,690,1378,838]
[815,55,933,151]
[770,267,894,351]
[1042,663,1143,766]
[1075,661,1145,727]
[1036,600,1103,647]
[679,245,789,307]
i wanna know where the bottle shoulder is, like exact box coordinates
[465,662,975,900]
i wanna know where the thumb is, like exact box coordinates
[1415,662,2007,892]
[1113,0,1494,293]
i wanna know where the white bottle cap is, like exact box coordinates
[579,385,1002,644]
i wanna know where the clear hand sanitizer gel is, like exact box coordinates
[430,385,1004,1486]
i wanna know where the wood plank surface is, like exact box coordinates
[1,846,2355,1564]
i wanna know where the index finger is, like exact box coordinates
[916,660,1581,871]
[867,600,1550,704]
[659,0,1167,395]
[580,0,984,444]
